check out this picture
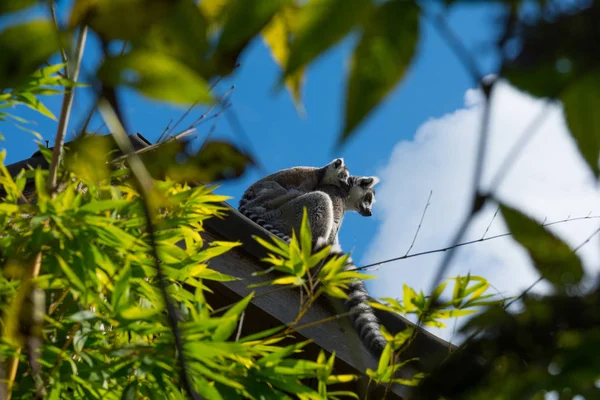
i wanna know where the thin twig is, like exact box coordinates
[187,86,236,130]
[352,214,600,272]
[159,75,227,142]
[235,312,245,342]
[47,26,88,194]
[158,118,173,143]
[449,224,600,359]
[481,206,500,239]
[98,100,201,400]
[405,190,433,256]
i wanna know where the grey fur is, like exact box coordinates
[238,158,349,219]
[239,174,387,359]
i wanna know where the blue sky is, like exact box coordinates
[1,2,505,296]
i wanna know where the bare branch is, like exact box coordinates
[481,206,500,239]
[235,312,245,342]
[47,26,88,194]
[405,190,433,256]
[352,214,600,272]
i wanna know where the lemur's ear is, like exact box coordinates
[333,158,344,168]
[359,176,380,188]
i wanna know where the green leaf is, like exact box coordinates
[299,208,312,261]
[79,199,130,213]
[14,92,56,120]
[212,292,254,341]
[0,0,37,15]
[120,306,160,320]
[342,0,418,142]
[376,344,392,376]
[69,0,169,42]
[403,284,417,312]
[500,203,584,289]
[0,20,61,91]
[285,0,373,78]
[55,254,86,293]
[262,5,305,111]
[215,0,290,74]
[501,4,598,99]
[561,72,600,177]
[98,50,212,105]
[132,0,209,74]
[121,381,138,400]
[68,310,97,322]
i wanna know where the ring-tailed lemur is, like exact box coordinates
[239,173,387,359]
[238,158,349,222]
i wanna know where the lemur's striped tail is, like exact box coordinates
[238,198,387,359]
[238,200,291,243]
[344,273,387,359]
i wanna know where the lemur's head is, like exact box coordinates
[347,176,380,217]
[322,158,350,188]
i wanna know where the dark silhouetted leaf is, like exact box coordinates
[69,0,170,42]
[0,21,61,91]
[214,0,290,75]
[139,138,253,184]
[500,203,584,289]
[501,2,600,98]
[285,0,373,78]
[561,72,600,178]
[0,0,37,15]
[262,4,305,112]
[98,50,212,105]
[132,0,210,76]
[342,0,418,143]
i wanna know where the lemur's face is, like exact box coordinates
[347,176,380,217]
[324,158,350,188]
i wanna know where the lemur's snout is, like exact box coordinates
[359,207,372,217]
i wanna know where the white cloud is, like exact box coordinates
[362,80,600,343]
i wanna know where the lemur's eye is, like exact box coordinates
[364,193,373,203]
[334,159,342,168]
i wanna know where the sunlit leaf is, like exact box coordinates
[0,0,37,14]
[342,0,418,143]
[69,0,169,41]
[501,203,584,289]
[212,293,254,341]
[403,284,417,312]
[262,5,305,111]
[285,0,373,78]
[215,0,290,75]
[98,50,212,105]
[133,0,209,74]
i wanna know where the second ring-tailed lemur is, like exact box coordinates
[239,170,387,359]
